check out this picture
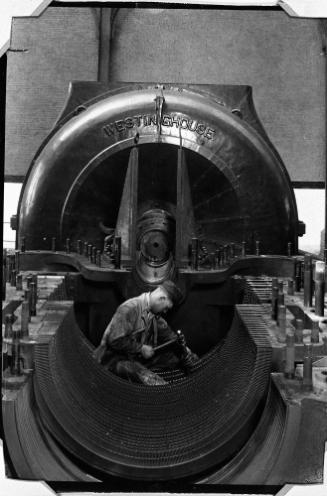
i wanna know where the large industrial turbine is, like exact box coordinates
[3,83,326,486]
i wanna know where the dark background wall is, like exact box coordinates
[4,6,326,183]
[5,7,99,180]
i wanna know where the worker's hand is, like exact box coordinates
[141,344,155,359]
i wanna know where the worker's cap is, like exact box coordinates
[159,280,184,306]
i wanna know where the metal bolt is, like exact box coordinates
[15,250,20,272]
[303,343,313,390]
[215,249,220,269]
[287,279,294,295]
[10,269,17,287]
[96,250,102,267]
[4,314,13,338]
[10,329,22,376]
[2,263,6,301]
[26,275,33,289]
[88,244,93,261]
[24,289,31,321]
[77,240,83,255]
[295,262,301,292]
[21,301,29,337]
[114,236,121,269]
[287,242,292,257]
[255,240,260,256]
[16,273,23,291]
[271,286,279,320]
[191,238,199,270]
[311,320,320,344]
[32,274,38,293]
[277,305,286,343]
[241,241,246,257]
[314,261,325,317]
[66,238,71,253]
[30,282,37,317]
[295,319,304,344]
[323,336,327,354]
[278,291,284,306]
[285,330,295,379]
[21,236,26,252]
[92,246,97,264]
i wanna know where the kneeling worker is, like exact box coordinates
[93,280,197,385]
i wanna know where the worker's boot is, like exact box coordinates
[137,369,167,386]
[115,360,167,385]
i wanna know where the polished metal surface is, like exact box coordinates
[17,84,299,257]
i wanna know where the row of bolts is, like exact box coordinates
[3,268,38,377]
[272,256,327,388]
[17,236,122,269]
[17,237,293,272]
[3,244,326,381]
[2,239,122,377]
[190,239,293,269]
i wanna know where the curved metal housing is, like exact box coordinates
[17,83,299,257]
[5,83,321,485]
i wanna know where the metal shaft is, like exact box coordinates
[10,269,17,287]
[24,289,31,321]
[11,329,22,376]
[16,273,23,291]
[191,238,199,270]
[30,282,37,317]
[2,252,6,301]
[241,241,246,257]
[271,286,278,320]
[15,250,20,272]
[255,240,260,256]
[92,246,97,264]
[77,240,83,255]
[287,279,294,295]
[287,242,292,257]
[21,301,30,337]
[295,318,304,344]
[314,261,325,317]
[285,330,295,379]
[303,255,312,307]
[21,236,26,252]
[311,320,320,343]
[295,262,301,292]
[277,305,286,343]
[303,344,313,390]
[114,236,121,269]
[4,314,13,338]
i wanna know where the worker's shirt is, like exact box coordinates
[101,292,175,359]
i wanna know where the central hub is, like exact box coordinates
[135,208,175,284]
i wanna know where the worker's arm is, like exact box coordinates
[94,304,143,363]
[156,317,177,344]
[105,305,144,355]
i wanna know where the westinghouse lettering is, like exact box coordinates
[103,113,215,140]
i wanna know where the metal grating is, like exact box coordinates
[33,306,272,480]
